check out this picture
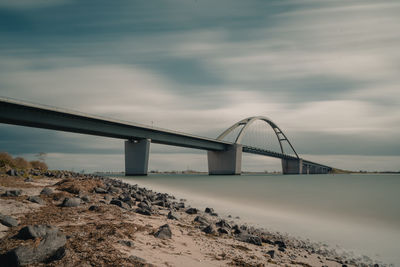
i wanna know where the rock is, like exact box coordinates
[154,224,172,239]
[110,199,130,209]
[94,187,107,194]
[2,232,66,266]
[185,208,198,214]
[194,215,209,226]
[2,189,22,197]
[27,196,45,205]
[80,195,90,202]
[167,211,180,220]
[40,187,53,195]
[238,234,262,246]
[202,224,216,234]
[261,237,273,244]
[108,186,120,194]
[205,207,214,213]
[216,219,231,229]
[266,250,275,259]
[278,247,285,252]
[138,201,151,210]
[88,205,101,212]
[0,214,19,227]
[153,200,166,207]
[274,240,286,248]
[232,225,242,235]
[18,225,59,239]
[176,202,185,209]
[104,195,111,201]
[218,227,230,234]
[118,240,134,247]
[129,255,146,264]
[210,213,219,217]
[6,169,17,176]
[61,197,81,207]
[24,177,34,182]
[135,208,151,216]
[120,195,135,206]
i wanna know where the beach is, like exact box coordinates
[0,167,387,267]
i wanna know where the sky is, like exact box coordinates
[0,0,399,172]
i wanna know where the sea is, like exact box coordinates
[112,173,400,266]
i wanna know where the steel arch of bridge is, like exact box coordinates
[217,116,299,158]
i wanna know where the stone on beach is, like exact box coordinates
[238,233,263,246]
[1,232,66,266]
[61,197,81,207]
[94,187,107,194]
[2,189,22,197]
[266,250,275,259]
[110,199,130,209]
[154,224,172,239]
[167,211,180,220]
[202,224,216,234]
[135,207,152,216]
[194,215,209,226]
[18,225,59,239]
[118,240,135,247]
[218,227,230,235]
[27,195,44,205]
[6,169,17,176]
[274,240,287,248]
[216,219,231,229]
[0,213,19,227]
[40,187,53,195]
[185,207,198,214]
[204,207,214,214]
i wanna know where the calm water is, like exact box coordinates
[115,173,400,265]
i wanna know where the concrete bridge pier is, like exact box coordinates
[125,139,150,176]
[208,144,242,175]
[281,158,303,174]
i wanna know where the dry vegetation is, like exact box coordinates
[0,152,48,170]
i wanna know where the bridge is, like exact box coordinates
[0,97,332,175]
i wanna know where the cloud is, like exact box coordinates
[0,0,65,9]
[0,0,400,171]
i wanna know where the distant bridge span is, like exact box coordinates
[0,97,332,175]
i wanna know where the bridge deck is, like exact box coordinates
[0,97,331,170]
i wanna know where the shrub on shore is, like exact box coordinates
[30,160,48,170]
[0,152,48,170]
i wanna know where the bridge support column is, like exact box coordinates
[282,158,303,174]
[207,144,242,175]
[125,139,150,176]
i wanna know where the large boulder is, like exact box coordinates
[0,214,19,227]
[1,232,66,266]
[154,224,172,240]
[18,225,59,240]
